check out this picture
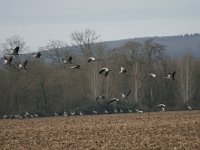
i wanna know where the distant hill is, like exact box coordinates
[103,33,200,57]
[1,34,200,66]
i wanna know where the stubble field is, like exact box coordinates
[0,111,200,150]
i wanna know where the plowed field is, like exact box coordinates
[0,111,200,150]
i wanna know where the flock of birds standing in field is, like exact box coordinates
[2,46,193,119]
[3,103,193,119]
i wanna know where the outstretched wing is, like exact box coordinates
[108,98,120,104]
[171,71,176,80]
[126,90,131,97]
[88,58,92,62]
[107,99,116,104]
[99,68,105,74]
[70,65,80,69]
[105,71,109,77]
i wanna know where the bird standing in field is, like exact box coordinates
[119,67,127,74]
[128,109,133,113]
[79,111,83,116]
[3,115,9,119]
[104,109,109,114]
[70,111,75,116]
[161,107,166,112]
[93,110,98,114]
[166,71,176,80]
[157,104,167,112]
[187,104,192,110]
[121,90,131,99]
[33,113,39,117]
[119,109,123,113]
[135,109,143,114]
[114,109,118,113]
[63,111,68,117]
[99,67,110,77]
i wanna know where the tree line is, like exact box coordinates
[0,29,199,116]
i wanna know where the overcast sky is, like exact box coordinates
[0,0,199,51]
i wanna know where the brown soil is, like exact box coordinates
[0,111,200,150]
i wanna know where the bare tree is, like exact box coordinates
[1,35,28,55]
[41,40,68,65]
[143,40,167,106]
[70,29,101,103]
[176,53,195,104]
[71,28,99,60]
[122,41,145,104]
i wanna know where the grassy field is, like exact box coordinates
[0,111,199,150]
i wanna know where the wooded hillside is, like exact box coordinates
[0,30,199,116]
